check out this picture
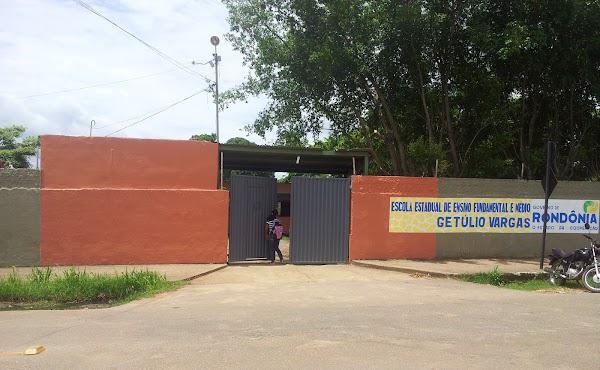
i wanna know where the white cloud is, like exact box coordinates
[0,0,271,144]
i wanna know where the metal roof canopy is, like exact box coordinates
[219,144,370,175]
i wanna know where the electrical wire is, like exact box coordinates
[192,60,213,66]
[73,0,212,84]
[105,90,204,136]
[94,110,158,130]
[18,69,178,99]
[95,94,202,130]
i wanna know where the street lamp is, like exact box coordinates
[89,119,96,137]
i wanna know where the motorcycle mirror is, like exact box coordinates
[584,222,590,230]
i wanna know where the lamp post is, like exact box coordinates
[211,36,221,143]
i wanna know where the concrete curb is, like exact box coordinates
[352,260,451,278]
[352,261,548,280]
[502,271,549,281]
[182,265,228,281]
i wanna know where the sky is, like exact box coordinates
[0,0,272,144]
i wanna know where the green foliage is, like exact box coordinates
[223,137,274,179]
[190,134,275,179]
[29,267,52,284]
[0,125,39,168]
[502,279,580,291]
[459,267,583,291]
[223,0,600,180]
[190,134,256,147]
[226,137,255,146]
[461,266,506,286]
[277,172,331,183]
[0,267,180,306]
[407,137,450,177]
[190,133,216,142]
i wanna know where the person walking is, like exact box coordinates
[265,209,284,263]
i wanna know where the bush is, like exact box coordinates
[0,267,180,305]
[461,266,506,286]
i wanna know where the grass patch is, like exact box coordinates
[458,266,581,292]
[503,279,580,291]
[0,267,184,310]
[460,266,506,286]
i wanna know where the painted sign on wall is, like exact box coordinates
[389,198,599,233]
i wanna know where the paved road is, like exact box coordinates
[1,265,597,369]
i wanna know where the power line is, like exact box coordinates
[74,0,208,81]
[18,69,178,99]
[94,111,157,130]
[105,90,204,136]
[95,93,207,130]
[73,0,212,84]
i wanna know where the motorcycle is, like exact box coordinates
[547,223,600,293]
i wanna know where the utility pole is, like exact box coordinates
[89,119,96,137]
[210,36,221,143]
[540,141,558,269]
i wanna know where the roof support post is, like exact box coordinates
[220,151,224,189]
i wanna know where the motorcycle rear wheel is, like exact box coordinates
[549,274,566,286]
[549,261,566,286]
[581,266,600,293]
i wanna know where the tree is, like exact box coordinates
[0,125,39,169]
[225,137,255,146]
[222,137,274,179]
[223,0,600,180]
[190,133,216,142]
[190,134,256,147]
[189,134,274,180]
[471,0,600,180]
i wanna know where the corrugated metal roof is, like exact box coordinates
[220,144,369,174]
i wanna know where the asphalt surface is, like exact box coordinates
[1,265,598,369]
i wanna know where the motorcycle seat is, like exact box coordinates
[552,248,572,259]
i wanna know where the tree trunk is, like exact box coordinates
[411,43,434,146]
[440,65,460,176]
[377,106,402,176]
[519,126,528,179]
[386,138,402,176]
[526,98,540,180]
[418,68,434,147]
[358,115,390,175]
[365,76,410,175]
[398,142,409,176]
[569,86,574,134]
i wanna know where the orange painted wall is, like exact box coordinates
[349,176,438,260]
[41,135,217,190]
[41,189,228,265]
[40,135,227,265]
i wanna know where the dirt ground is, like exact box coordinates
[1,265,598,369]
[280,238,290,260]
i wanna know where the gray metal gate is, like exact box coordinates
[290,177,350,264]
[229,175,277,262]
